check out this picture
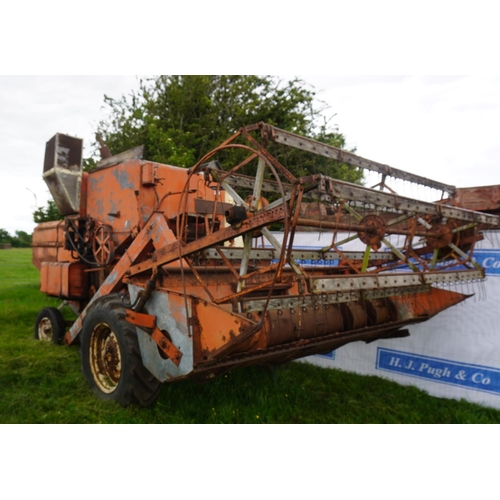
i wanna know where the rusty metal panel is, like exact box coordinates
[141,163,156,186]
[319,177,499,226]
[194,198,233,215]
[43,133,83,215]
[390,287,468,320]
[62,263,88,299]
[40,262,56,296]
[95,145,144,170]
[451,185,500,215]
[40,262,88,299]
[267,124,456,194]
[32,220,69,270]
[40,262,64,297]
[128,285,193,382]
[44,133,82,173]
[310,269,484,294]
[125,310,182,365]
[193,299,256,355]
[65,212,178,345]
[128,205,286,276]
[202,247,395,262]
[86,160,142,233]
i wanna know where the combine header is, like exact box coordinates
[32,123,499,405]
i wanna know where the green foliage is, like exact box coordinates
[0,228,10,243]
[0,229,32,248]
[83,157,97,173]
[12,230,32,248]
[33,199,62,223]
[1,250,500,423]
[92,75,363,183]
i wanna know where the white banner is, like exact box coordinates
[261,231,500,409]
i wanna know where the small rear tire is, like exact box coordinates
[35,307,65,345]
[80,295,161,407]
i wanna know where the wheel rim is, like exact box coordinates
[89,322,122,394]
[38,317,53,341]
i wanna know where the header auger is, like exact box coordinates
[32,123,499,406]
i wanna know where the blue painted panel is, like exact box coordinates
[316,350,335,360]
[376,348,500,395]
[472,250,500,276]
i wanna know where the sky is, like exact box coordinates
[1,74,499,235]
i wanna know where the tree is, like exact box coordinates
[13,230,32,247]
[0,229,32,247]
[92,76,363,183]
[33,199,62,223]
[0,229,11,244]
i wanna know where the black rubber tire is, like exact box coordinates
[80,294,161,407]
[34,307,66,344]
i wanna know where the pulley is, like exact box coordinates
[92,224,115,266]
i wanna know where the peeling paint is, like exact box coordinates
[113,166,135,189]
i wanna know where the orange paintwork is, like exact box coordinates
[390,287,468,321]
[64,212,178,345]
[125,309,182,366]
[33,125,496,387]
[194,299,256,354]
[40,261,88,299]
[37,158,474,366]
[125,310,157,329]
[85,160,220,247]
[32,220,75,270]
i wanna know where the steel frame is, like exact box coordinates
[65,122,500,364]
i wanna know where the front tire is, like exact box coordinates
[80,295,161,407]
[35,307,65,344]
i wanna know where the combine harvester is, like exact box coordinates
[32,123,499,405]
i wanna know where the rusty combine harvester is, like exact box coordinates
[32,123,499,406]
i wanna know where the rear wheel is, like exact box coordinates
[80,295,161,406]
[35,307,65,344]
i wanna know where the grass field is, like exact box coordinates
[1,248,500,423]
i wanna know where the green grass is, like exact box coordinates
[1,248,500,423]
